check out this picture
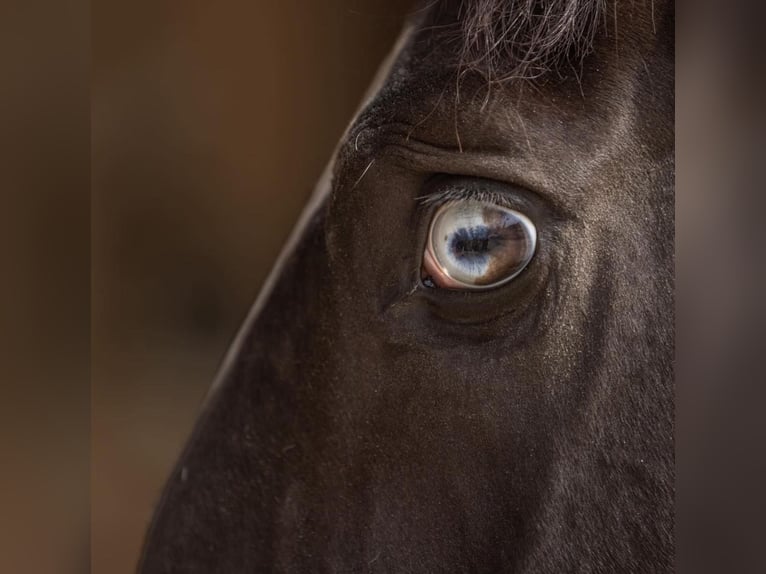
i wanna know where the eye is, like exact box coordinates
[422,200,537,290]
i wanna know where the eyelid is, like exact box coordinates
[382,141,574,219]
[418,186,517,210]
[417,177,540,217]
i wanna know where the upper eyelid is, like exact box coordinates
[379,141,576,219]
[416,178,544,218]
[416,186,517,209]
[415,176,574,223]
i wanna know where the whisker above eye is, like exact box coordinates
[352,159,377,190]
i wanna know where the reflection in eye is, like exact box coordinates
[422,200,537,290]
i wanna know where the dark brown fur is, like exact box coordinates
[140,1,674,571]
[425,0,606,81]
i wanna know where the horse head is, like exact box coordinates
[141,1,674,570]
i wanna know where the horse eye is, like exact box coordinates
[422,200,537,290]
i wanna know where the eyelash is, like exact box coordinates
[417,186,510,207]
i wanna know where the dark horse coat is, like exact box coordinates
[141,0,674,571]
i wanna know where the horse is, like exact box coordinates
[140,0,674,571]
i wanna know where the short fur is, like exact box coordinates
[140,1,674,571]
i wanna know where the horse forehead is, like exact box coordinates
[338,6,671,187]
[341,61,648,205]
[365,6,664,122]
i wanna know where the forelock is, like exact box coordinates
[419,0,608,82]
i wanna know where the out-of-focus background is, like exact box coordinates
[92,1,410,571]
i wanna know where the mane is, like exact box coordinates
[422,0,608,82]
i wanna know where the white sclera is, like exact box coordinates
[428,200,537,289]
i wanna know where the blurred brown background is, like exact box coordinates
[92,1,410,571]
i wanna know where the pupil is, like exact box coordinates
[449,226,493,260]
[455,237,488,254]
